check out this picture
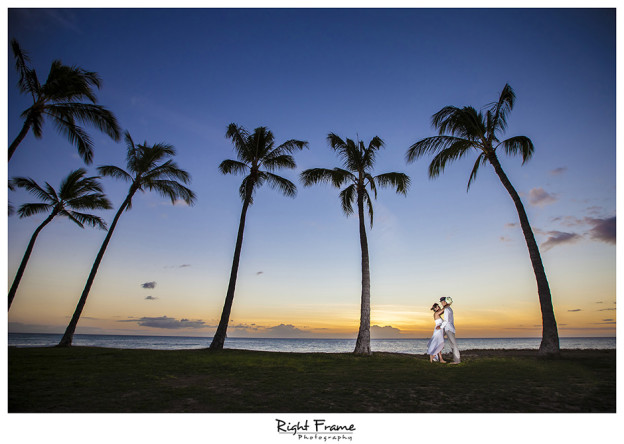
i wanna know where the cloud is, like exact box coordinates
[528,188,558,207]
[264,324,306,338]
[164,264,191,269]
[256,271,264,276]
[550,167,567,176]
[499,236,513,243]
[541,231,582,251]
[598,308,616,311]
[567,309,582,312]
[145,296,158,300]
[586,216,615,244]
[119,316,206,329]
[141,281,157,289]
[371,325,403,339]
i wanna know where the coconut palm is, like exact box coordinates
[8,169,112,310]
[9,39,120,163]
[301,134,410,355]
[406,83,560,357]
[209,124,308,350]
[57,132,196,347]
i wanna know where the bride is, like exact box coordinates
[426,303,446,363]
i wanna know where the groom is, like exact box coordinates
[436,296,461,364]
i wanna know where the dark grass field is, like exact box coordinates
[8,347,615,413]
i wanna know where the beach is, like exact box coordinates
[8,347,615,413]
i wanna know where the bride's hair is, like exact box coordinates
[431,303,440,312]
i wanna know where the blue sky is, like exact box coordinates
[6,7,616,339]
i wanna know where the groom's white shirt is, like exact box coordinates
[440,306,455,334]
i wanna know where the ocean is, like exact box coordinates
[7,333,616,353]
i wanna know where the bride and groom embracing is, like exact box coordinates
[426,297,461,364]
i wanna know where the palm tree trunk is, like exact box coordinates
[487,154,560,357]
[9,120,32,162]
[209,194,252,350]
[57,194,132,347]
[8,212,56,310]
[354,191,372,355]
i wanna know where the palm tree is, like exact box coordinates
[9,39,121,163]
[57,132,196,347]
[8,169,112,310]
[406,84,560,357]
[301,134,410,355]
[209,124,308,350]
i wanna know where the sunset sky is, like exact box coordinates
[6,7,616,341]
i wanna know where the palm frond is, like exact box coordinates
[225,123,251,160]
[364,173,378,199]
[374,172,411,195]
[339,184,357,216]
[143,159,190,184]
[11,39,40,97]
[46,111,94,163]
[407,136,472,163]
[263,172,297,198]
[267,139,308,158]
[500,136,534,164]
[17,203,53,218]
[146,180,196,206]
[362,190,374,228]
[261,154,296,172]
[486,83,515,137]
[239,175,259,204]
[65,210,108,230]
[46,102,120,141]
[300,168,338,187]
[428,140,477,179]
[467,152,488,192]
[219,159,249,176]
[11,177,54,203]
[98,165,133,182]
[42,61,101,103]
[66,193,113,211]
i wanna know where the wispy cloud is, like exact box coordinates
[541,231,582,251]
[119,316,207,329]
[528,187,558,207]
[568,309,582,312]
[145,296,158,300]
[550,167,567,176]
[141,281,157,289]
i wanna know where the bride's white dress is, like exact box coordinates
[426,318,445,356]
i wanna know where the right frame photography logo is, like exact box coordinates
[276,418,356,441]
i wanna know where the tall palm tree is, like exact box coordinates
[8,169,112,310]
[406,84,560,357]
[57,132,196,347]
[209,124,308,350]
[9,39,121,163]
[301,134,410,355]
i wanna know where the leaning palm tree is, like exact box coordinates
[57,132,196,347]
[406,84,560,357]
[8,169,112,310]
[209,124,308,350]
[9,39,121,163]
[301,134,410,355]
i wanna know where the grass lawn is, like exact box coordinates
[8,347,615,413]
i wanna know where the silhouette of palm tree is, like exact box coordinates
[209,124,307,350]
[57,132,195,347]
[406,84,560,357]
[9,39,120,163]
[8,169,112,310]
[301,133,410,355]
